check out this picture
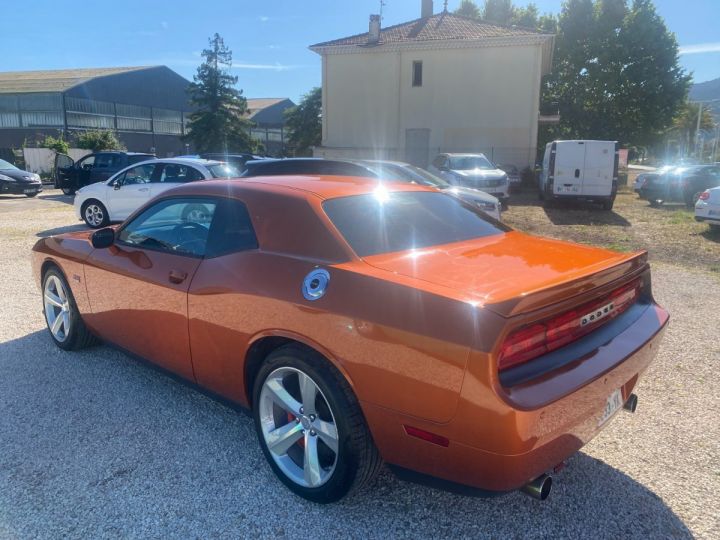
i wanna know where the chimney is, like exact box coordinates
[421,0,433,18]
[368,14,381,44]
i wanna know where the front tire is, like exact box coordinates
[42,268,97,351]
[25,192,38,198]
[82,200,110,228]
[61,187,75,196]
[252,345,382,503]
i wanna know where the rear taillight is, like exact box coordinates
[699,190,710,201]
[498,279,642,372]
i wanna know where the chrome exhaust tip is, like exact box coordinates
[520,473,552,500]
[623,393,638,413]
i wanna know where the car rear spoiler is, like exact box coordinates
[484,251,649,318]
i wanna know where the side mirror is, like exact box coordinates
[91,227,115,249]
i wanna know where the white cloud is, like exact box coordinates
[258,16,270,22]
[678,42,720,55]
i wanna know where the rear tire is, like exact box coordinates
[61,187,75,196]
[25,192,38,198]
[601,198,615,211]
[252,344,382,503]
[42,267,97,351]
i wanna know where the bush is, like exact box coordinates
[75,130,125,152]
[40,134,70,155]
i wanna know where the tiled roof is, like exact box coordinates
[0,66,154,93]
[311,12,545,49]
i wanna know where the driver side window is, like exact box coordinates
[117,198,217,257]
[77,155,95,170]
[117,164,156,186]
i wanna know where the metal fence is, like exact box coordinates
[0,92,187,135]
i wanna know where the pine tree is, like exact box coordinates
[184,33,256,153]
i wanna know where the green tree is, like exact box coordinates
[455,0,481,19]
[482,0,515,24]
[672,102,715,151]
[184,33,256,153]
[541,0,689,149]
[40,133,70,154]
[510,3,539,26]
[75,130,125,152]
[284,87,322,156]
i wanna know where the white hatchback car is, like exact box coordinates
[74,158,239,228]
[695,186,720,229]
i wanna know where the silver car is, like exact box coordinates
[360,160,502,221]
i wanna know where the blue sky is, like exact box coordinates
[4,0,719,102]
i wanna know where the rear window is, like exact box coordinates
[208,164,241,178]
[323,191,508,257]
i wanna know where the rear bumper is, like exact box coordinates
[695,204,720,223]
[363,302,668,493]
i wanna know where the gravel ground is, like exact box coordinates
[0,190,718,539]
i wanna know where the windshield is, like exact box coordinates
[208,164,241,178]
[323,191,507,257]
[0,159,19,170]
[448,156,494,170]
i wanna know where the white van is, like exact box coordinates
[538,140,619,210]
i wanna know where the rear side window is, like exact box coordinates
[323,191,508,257]
[158,164,204,183]
[205,198,258,257]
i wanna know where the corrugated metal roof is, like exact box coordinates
[311,12,546,49]
[0,66,156,94]
[246,98,290,117]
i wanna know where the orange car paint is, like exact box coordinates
[32,176,669,494]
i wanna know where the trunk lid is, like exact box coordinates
[362,231,647,317]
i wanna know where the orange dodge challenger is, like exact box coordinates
[32,176,668,503]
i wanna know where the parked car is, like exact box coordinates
[498,164,521,192]
[55,151,156,195]
[694,187,720,229]
[200,152,266,172]
[0,158,42,197]
[429,153,510,206]
[633,172,653,193]
[242,158,379,178]
[640,164,720,207]
[33,175,668,503]
[359,160,502,220]
[243,158,503,220]
[538,140,618,210]
[74,158,240,228]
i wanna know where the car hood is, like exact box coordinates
[362,231,644,316]
[0,168,37,181]
[441,186,498,204]
[453,168,506,179]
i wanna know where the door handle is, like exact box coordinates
[168,270,188,284]
[574,169,580,178]
[139,187,149,192]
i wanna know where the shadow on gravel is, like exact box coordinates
[36,223,88,237]
[542,203,631,227]
[700,226,720,244]
[0,331,692,539]
[39,194,74,205]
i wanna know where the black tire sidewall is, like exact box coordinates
[82,200,109,229]
[252,349,362,504]
[42,268,84,351]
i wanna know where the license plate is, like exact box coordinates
[23,189,37,194]
[558,186,579,193]
[598,388,623,426]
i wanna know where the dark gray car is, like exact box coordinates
[0,159,42,197]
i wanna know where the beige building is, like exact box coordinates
[309,1,554,168]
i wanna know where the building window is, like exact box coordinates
[412,61,423,87]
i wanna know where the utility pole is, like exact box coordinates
[695,101,703,158]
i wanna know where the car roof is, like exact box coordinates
[359,159,412,167]
[164,175,434,201]
[146,157,226,167]
[440,153,489,157]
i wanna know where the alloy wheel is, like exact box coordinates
[44,275,71,342]
[84,204,104,227]
[258,367,339,488]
